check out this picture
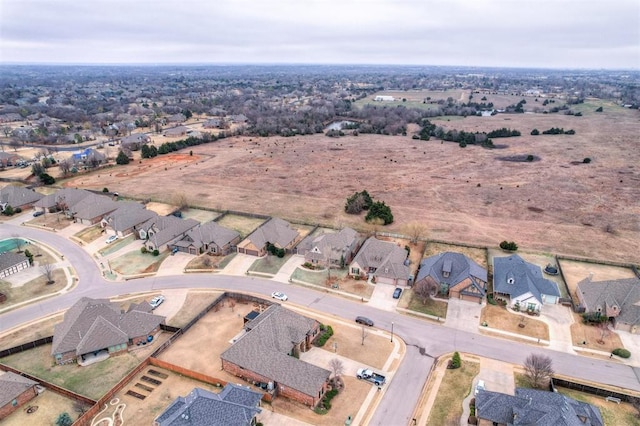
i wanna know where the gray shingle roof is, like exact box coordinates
[0,371,38,408]
[493,254,560,303]
[577,277,640,326]
[351,237,409,280]
[476,388,603,426]
[246,218,299,249]
[103,202,158,232]
[156,385,262,426]
[34,188,92,210]
[416,252,487,295]
[0,251,29,270]
[302,227,359,263]
[0,185,43,208]
[69,193,118,220]
[183,222,240,250]
[51,297,164,356]
[221,305,330,397]
[144,216,199,248]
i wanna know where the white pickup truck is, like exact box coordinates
[356,368,386,386]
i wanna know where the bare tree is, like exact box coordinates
[41,262,55,284]
[414,279,438,304]
[1,126,11,138]
[172,193,190,211]
[9,138,21,152]
[11,234,25,253]
[328,358,344,379]
[597,322,610,344]
[403,221,428,244]
[58,159,71,176]
[523,353,554,389]
[361,326,369,346]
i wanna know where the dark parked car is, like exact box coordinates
[32,210,44,217]
[393,288,403,299]
[355,316,374,326]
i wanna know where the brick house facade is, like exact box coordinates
[0,372,38,420]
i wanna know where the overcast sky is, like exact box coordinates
[1,0,638,69]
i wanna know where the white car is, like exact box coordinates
[149,295,165,309]
[271,291,288,301]
[105,235,119,244]
[475,380,485,395]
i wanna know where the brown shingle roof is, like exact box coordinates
[246,218,299,249]
[0,372,38,408]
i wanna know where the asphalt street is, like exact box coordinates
[1,223,639,425]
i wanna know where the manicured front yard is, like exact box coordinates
[185,253,236,270]
[97,234,135,256]
[73,225,104,244]
[0,269,67,309]
[405,290,448,318]
[0,345,142,400]
[427,357,480,425]
[480,304,549,340]
[110,250,169,275]
[570,312,624,353]
[291,267,374,299]
[249,254,291,274]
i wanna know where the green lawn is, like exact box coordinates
[249,254,291,274]
[291,267,347,285]
[427,359,479,425]
[407,291,448,318]
[0,345,142,400]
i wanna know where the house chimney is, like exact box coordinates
[588,272,594,281]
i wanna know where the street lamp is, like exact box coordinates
[391,322,394,343]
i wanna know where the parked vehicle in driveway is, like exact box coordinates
[149,295,165,309]
[105,235,119,244]
[393,287,403,299]
[271,291,288,301]
[32,210,44,217]
[475,379,485,395]
[356,368,386,386]
[355,316,374,326]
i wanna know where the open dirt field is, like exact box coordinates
[61,105,640,264]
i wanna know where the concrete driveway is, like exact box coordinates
[444,298,482,333]
[367,282,398,311]
[477,357,516,395]
[272,255,305,283]
[539,303,575,353]
[156,251,192,276]
[221,253,258,275]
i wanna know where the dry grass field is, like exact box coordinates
[60,105,640,264]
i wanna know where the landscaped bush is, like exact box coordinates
[487,294,497,305]
[141,247,148,254]
[613,348,631,358]
[152,249,160,256]
[499,241,518,251]
[582,312,608,324]
[468,415,478,425]
[314,324,334,347]
[448,351,462,369]
[314,388,339,414]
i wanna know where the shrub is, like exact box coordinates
[14,207,22,213]
[102,187,109,192]
[595,106,603,112]
[531,129,539,135]
[314,324,334,347]
[487,294,497,305]
[613,348,631,358]
[141,247,148,254]
[500,241,518,251]
[2,205,14,216]
[451,351,462,369]
[468,415,478,425]
[39,173,55,185]
[345,190,373,214]
[583,157,591,163]
[365,201,394,225]
[526,154,534,162]
[116,150,130,165]
[152,249,159,256]
[582,312,607,324]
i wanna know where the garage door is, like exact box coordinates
[246,250,259,256]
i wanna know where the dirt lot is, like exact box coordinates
[59,105,640,265]
[559,259,636,301]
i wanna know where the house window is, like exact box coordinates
[351,267,359,275]
[443,271,450,278]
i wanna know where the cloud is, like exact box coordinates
[1,0,638,68]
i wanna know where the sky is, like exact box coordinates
[1,0,639,69]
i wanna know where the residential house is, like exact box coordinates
[70,148,106,166]
[349,237,410,286]
[227,114,248,124]
[297,227,361,268]
[34,188,92,214]
[476,387,603,426]
[164,126,188,137]
[101,202,158,237]
[414,252,487,302]
[67,193,118,225]
[0,185,43,212]
[172,222,241,255]
[120,133,151,151]
[51,297,165,365]
[139,216,199,253]
[0,152,21,168]
[167,113,187,123]
[237,218,300,257]
[203,118,224,129]
[0,252,30,279]
[493,254,561,313]
[220,305,330,407]
[576,277,640,333]
[154,384,262,426]
[0,371,39,420]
